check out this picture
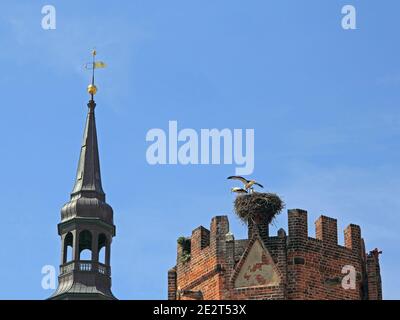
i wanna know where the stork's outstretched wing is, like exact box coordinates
[227,176,249,184]
[254,182,264,188]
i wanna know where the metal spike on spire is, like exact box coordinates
[85,49,107,100]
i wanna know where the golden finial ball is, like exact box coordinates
[87,84,98,95]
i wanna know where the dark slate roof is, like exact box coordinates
[71,100,105,201]
[49,277,116,300]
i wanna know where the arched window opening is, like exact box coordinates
[63,232,73,264]
[78,230,92,261]
[98,234,107,264]
[80,249,91,260]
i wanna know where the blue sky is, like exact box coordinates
[0,0,399,299]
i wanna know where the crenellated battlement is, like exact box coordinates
[177,216,229,268]
[169,208,382,300]
[287,209,362,253]
[178,210,363,265]
[191,226,210,256]
[315,215,338,245]
[177,210,364,263]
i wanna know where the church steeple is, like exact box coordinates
[50,51,116,300]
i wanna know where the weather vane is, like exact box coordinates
[84,49,107,100]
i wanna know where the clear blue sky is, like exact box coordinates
[0,0,399,299]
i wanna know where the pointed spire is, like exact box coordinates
[71,99,105,201]
[70,50,108,201]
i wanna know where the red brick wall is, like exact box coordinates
[366,253,383,300]
[169,210,382,300]
[286,210,364,300]
[174,217,228,300]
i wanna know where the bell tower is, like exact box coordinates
[50,51,116,300]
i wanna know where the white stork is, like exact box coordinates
[231,187,248,194]
[227,176,264,193]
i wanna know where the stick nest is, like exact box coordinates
[234,192,284,225]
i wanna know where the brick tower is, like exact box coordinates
[50,51,116,300]
[168,209,382,300]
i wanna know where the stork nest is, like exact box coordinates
[234,192,284,225]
